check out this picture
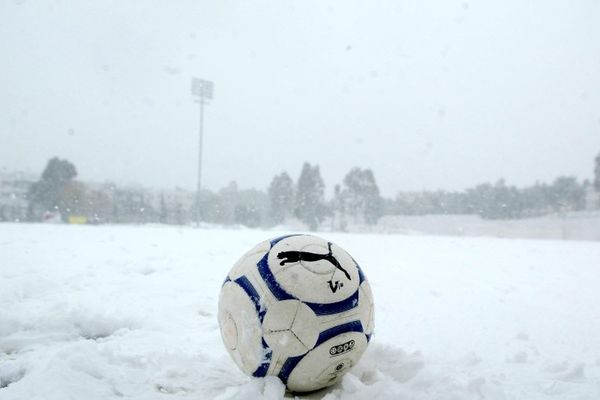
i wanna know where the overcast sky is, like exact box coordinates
[1,0,599,197]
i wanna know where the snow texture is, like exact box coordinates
[1,223,600,399]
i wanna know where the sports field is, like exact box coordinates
[1,223,599,399]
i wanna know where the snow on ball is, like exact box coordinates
[218,234,374,392]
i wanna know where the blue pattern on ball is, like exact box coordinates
[278,320,365,384]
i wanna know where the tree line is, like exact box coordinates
[21,159,383,229]
[390,176,591,219]
[267,163,383,230]
[197,162,383,230]
[15,152,600,228]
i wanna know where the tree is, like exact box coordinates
[27,157,77,221]
[268,172,294,224]
[159,194,168,224]
[520,182,551,217]
[548,176,585,212]
[197,189,220,223]
[234,204,261,228]
[217,181,240,225]
[594,152,600,192]
[295,162,326,231]
[466,179,523,219]
[235,188,269,227]
[332,184,348,231]
[174,203,183,225]
[340,167,383,225]
[205,182,269,227]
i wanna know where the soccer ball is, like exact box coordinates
[218,234,374,392]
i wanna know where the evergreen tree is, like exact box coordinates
[174,203,183,225]
[234,204,261,227]
[295,162,326,231]
[520,182,551,217]
[548,176,585,212]
[234,188,269,227]
[340,167,383,225]
[197,189,219,223]
[332,184,348,231]
[27,157,77,220]
[268,172,294,224]
[466,182,497,219]
[217,181,239,224]
[467,180,523,219]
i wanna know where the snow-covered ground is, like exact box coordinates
[1,223,600,399]
[375,212,600,241]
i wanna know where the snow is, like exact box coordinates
[1,223,600,399]
[373,212,600,241]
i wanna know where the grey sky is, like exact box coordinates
[1,0,599,197]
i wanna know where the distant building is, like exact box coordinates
[0,171,36,222]
[108,185,148,223]
[102,184,195,225]
[0,171,198,225]
[146,187,195,225]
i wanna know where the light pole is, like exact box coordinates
[191,78,214,227]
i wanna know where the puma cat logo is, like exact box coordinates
[277,242,351,281]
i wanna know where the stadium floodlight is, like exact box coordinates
[191,78,214,226]
[191,78,214,101]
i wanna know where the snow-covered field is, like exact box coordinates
[1,223,600,399]
[375,213,600,242]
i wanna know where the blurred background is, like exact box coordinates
[1,0,599,240]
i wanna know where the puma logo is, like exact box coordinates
[277,242,351,280]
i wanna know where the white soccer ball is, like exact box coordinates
[218,234,374,392]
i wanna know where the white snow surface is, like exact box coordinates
[1,223,600,399]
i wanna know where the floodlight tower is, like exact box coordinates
[191,78,214,227]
